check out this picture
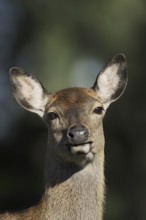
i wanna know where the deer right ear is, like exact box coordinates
[9,67,49,117]
[92,54,128,108]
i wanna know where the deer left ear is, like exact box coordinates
[92,54,128,108]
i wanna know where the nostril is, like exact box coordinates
[83,129,88,137]
[68,131,74,138]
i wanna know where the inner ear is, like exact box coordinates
[9,67,50,117]
[92,54,128,106]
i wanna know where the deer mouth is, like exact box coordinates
[67,142,93,155]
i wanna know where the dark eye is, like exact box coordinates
[93,107,104,114]
[46,112,58,121]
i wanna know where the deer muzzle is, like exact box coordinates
[67,125,89,144]
[67,125,92,155]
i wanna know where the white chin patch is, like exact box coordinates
[71,143,90,154]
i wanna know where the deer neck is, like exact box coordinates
[42,150,105,220]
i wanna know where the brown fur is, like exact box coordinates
[2,88,105,220]
[2,54,127,219]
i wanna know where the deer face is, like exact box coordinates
[9,54,127,167]
[43,87,105,166]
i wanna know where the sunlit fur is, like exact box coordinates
[1,54,127,220]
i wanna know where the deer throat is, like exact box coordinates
[42,159,105,220]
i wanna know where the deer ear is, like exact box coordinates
[92,54,128,108]
[9,67,49,117]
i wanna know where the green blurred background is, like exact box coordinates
[0,0,146,219]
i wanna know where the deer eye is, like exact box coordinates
[93,107,104,114]
[46,112,58,121]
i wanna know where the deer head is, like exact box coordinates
[9,54,127,167]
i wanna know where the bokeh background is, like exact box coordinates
[0,0,146,219]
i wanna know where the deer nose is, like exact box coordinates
[67,125,89,145]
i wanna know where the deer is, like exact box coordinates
[1,54,127,220]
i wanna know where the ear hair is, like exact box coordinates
[92,54,128,108]
[9,67,49,117]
